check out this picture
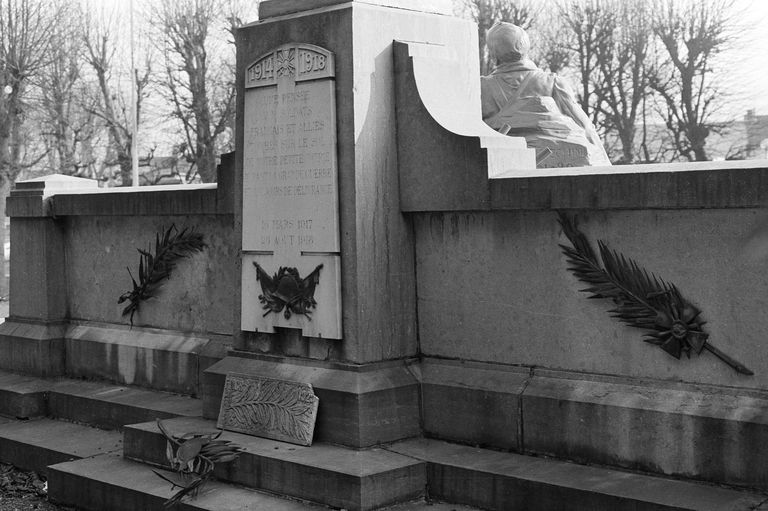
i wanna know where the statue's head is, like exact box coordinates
[487,22,530,63]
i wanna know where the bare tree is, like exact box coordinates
[557,0,615,132]
[82,9,152,186]
[0,0,59,297]
[151,0,237,183]
[648,0,739,161]
[593,0,652,163]
[35,4,104,178]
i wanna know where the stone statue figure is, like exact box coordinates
[480,22,611,168]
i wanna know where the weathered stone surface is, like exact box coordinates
[217,373,319,446]
[388,438,766,511]
[0,418,121,475]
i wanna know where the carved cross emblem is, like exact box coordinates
[276,48,295,78]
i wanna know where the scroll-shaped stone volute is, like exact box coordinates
[394,40,535,212]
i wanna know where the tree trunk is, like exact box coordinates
[196,140,217,183]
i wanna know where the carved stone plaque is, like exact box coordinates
[241,43,342,339]
[217,373,319,446]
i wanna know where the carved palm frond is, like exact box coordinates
[118,224,206,326]
[557,212,752,375]
[226,378,316,442]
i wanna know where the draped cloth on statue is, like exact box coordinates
[481,60,611,168]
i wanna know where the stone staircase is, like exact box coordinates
[1,369,767,510]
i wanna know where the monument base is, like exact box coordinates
[421,357,768,490]
[203,351,421,448]
[0,319,67,377]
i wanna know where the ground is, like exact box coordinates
[0,464,69,511]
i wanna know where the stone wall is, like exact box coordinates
[414,205,767,389]
[7,181,235,336]
[63,214,235,334]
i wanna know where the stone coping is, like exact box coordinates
[404,160,768,212]
[491,160,768,210]
[7,184,226,217]
[492,158,768,179]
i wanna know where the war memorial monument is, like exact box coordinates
[0,1,767,509]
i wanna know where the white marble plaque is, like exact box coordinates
[217,373,319,446]
[242,44,342,339]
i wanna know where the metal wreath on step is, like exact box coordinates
[153,419,242,508]
[557,212,752,376]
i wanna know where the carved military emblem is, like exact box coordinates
[253,262,323,320]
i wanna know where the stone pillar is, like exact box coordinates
[205,0,530,447]
[0,175,98,376]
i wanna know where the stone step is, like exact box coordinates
[0,369,203,430]
[0,418,122,475]
[47,378,202,430]
[47,454,480,511]
[123,416,426,511]
[386,438,768,511]
[0,370,50,419]
[47,454,327,511]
